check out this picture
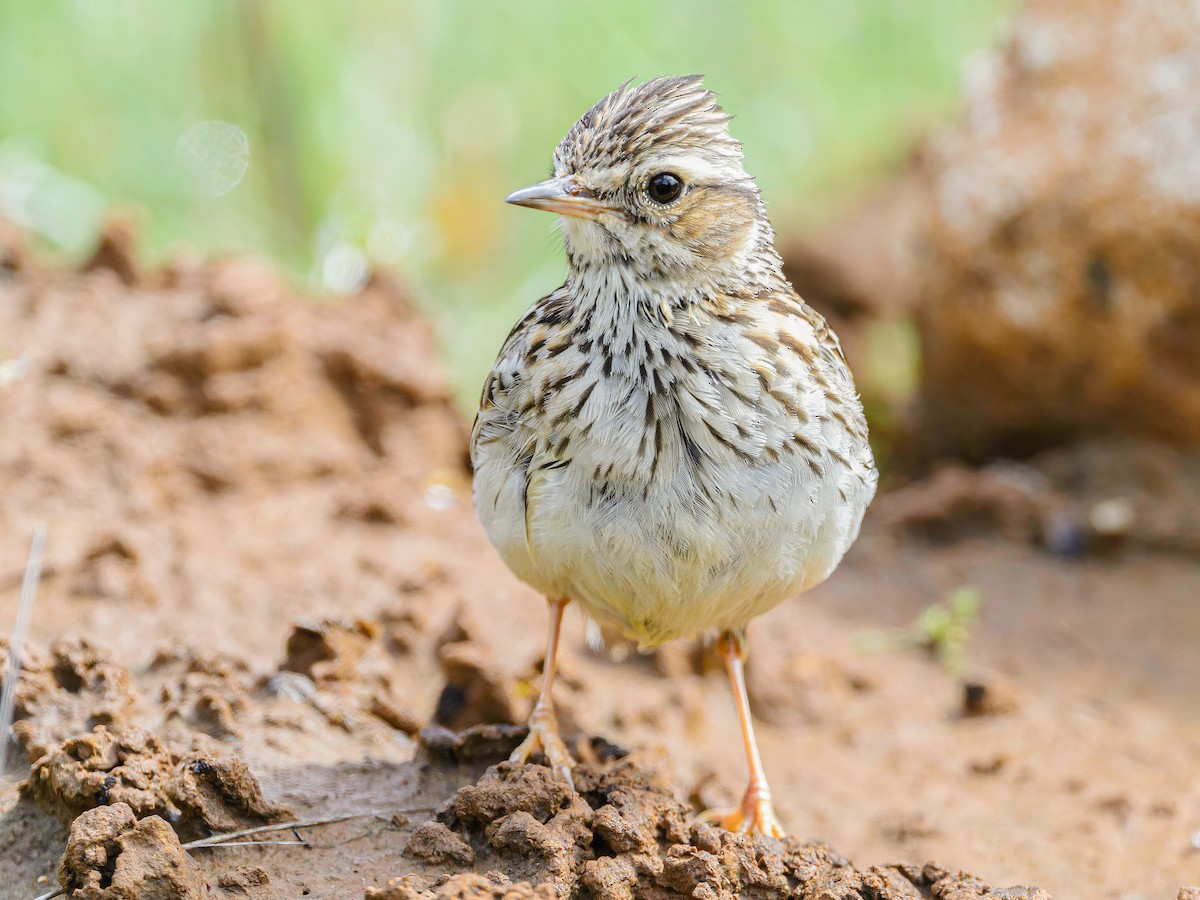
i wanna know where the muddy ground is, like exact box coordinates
[2,240,1200,898]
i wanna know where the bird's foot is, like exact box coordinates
[510,705,576,791]
[699,783,787,838]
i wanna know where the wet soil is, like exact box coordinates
[1,240,1200,897]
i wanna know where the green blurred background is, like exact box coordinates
[0,1,1012,404]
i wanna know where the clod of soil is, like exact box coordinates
[382,753,1050,900]
[282,618,380,684]
[22,725,284,840]
[58,801,209,899]
[434,641,525,731]
[214,866,271,893]
[4,637,138,762]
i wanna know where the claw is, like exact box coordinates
[699,783,787,838]
[510,705,576,790]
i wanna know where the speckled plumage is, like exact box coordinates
[471,76,877,835]
[472,76,877,648]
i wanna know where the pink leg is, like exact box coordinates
[700,630,786,838]
[509,598,576,789]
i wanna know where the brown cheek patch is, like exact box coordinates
[670,186,757,260]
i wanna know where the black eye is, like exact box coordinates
[647,172,683,204]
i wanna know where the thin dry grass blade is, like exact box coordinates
[1,522,47,775]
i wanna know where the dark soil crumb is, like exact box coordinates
[58,801,209,899]
[962,677,1020,719]
[22,725,285,840]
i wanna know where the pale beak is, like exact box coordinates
[504,177,615,221]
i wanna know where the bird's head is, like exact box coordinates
[505,76,774,288]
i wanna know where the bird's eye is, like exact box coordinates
[647,172,684,204]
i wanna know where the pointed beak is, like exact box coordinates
[504,177,616,221]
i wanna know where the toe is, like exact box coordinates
[508,731,541,766]
[696,806,742,833]
[697,803,787,838]
[510,724,577,791]
[756,810,786,839]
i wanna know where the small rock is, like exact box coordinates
[59,802,210,899]
[215,866,270,893]
[581,855,638,900]
[405,821,474,866]
[267,671,318,703]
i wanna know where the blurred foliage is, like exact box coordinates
[0,0,1011,404]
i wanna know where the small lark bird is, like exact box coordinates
[471,76,876,836]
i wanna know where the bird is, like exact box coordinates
[470,75,877,837]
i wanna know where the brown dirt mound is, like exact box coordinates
[3,637,138,762]
[0,224,468,675]
[22,724,284,840]
[373,736,1050,900]
[904,0,1200,462]
[780,1,1200,473]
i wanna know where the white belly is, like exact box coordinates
[471,282,877,647]
[473,439,872,648]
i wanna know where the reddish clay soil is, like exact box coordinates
[2,239,1200,899]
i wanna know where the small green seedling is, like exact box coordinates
[855,587,981,677]
[910,587,980,676]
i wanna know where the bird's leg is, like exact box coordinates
[510,597,576,789]
[700,630,787,838]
